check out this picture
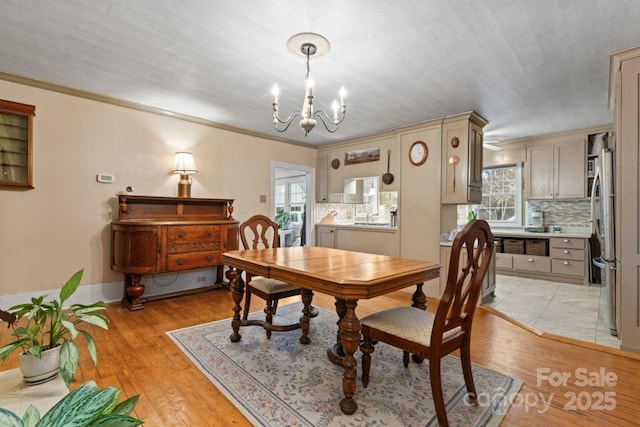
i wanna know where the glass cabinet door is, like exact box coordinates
[0,99,35,190]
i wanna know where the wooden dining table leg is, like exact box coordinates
[299,289,313,344]
[411,282,427,310]
[228,267,245,343]
[339,298,360,415]
[327,297,347,365]
[411,282,427,363]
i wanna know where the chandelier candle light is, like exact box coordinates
[173,152,198,198]
[272,33,347,136]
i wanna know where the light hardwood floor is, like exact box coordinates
[1,289,639,426]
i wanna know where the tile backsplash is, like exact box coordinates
[526,200,591,228]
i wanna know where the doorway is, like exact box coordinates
[271,161,315,247]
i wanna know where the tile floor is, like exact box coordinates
[484,274,621,349]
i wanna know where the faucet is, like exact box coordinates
[366,213,376,222]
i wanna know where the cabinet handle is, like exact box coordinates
[207,230,213,236]
[206,255,213,262]
[177,232,184,238]
[528,258,534,262]
[158,247,162,254]
[563,239,570,243]
[330,230,334,233]
[563,250,571,254]
[564,261,571,265]
[177,259,184,265]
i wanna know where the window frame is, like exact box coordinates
[476,163,523,228]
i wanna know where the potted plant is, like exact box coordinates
[274,211,292,229]
[0,269,108,386]
[0,380,142,426]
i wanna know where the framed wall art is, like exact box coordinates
[0,99,35,190]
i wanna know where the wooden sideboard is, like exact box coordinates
[111,195,239,310]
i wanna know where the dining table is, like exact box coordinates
[223,246,440,415]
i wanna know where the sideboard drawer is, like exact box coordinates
[167,251,222,270]
[167,225,221,242]
[513,255,551,273]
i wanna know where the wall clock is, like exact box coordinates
[409,141,428,166]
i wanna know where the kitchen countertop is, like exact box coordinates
[440,227,592,246]
[316,220,397,231]
[491,229,592,239]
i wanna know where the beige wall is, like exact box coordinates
[0,80,316,296]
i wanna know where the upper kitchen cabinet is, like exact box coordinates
[441,111,488,204]
[526,140,585,199]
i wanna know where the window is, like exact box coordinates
[477,164,522,227]
[274,176,306,225]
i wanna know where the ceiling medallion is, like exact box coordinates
[271,32,347,136]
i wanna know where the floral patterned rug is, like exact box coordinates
[167,303,522,426]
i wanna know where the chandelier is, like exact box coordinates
[272,33,347,136]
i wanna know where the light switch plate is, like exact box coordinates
[96,173,114,184]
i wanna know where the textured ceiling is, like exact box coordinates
[1,1,640,147]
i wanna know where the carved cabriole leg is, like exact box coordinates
[228,268,245,342]
[299,289,313,344]
[122,274,145,311]
[411,283,427,364]
[339,299,360,415]
[327,298,347,365]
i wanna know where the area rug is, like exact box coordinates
[167,303,522,426]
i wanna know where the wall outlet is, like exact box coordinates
[259,195,267,203]
[197,275,207,282]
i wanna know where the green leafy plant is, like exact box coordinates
[0,380,142,427]
[0,269,108,386]
[274,211,292,229]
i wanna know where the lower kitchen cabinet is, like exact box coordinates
[315,225,399,257]
[439,244,496,303]
[495,236,588,285]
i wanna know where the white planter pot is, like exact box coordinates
[19,345,61,385]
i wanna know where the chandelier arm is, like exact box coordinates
[313,111,340,133]
[313,109,347,131]
[274,109,302,125]
[274,110,302,132]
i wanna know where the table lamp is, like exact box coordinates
[173,152,198,198]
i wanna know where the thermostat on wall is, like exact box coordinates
[96,173,114,184]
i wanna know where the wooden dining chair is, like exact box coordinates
[359,219,494,427]
[239,214,312,339]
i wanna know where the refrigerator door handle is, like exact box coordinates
[590,165,601,239]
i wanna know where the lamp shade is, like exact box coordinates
[173,152,198,174]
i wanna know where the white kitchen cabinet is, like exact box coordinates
[439,244,495,303]
[315,225,398,257]
[526,140,585,199]
[316,225,336,248]
[441,112,488,204]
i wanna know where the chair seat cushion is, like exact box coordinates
[248,276,300,294]
[361,306,460,347]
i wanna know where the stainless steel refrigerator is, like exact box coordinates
[590,145,617,336]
